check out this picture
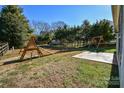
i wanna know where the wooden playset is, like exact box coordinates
[89,35,105,48]
[19,36,52,60]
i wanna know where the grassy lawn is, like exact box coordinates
[43,44,116,53]
[82,45,116,53]
[0,46,119,88]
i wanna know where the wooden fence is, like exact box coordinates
[0,42,9,56]
[47,40,88,49]
[63,41,87,48]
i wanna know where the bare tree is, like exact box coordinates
[51,21,67,31]
[31,21,50,34]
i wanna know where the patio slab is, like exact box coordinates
[73,51,114,64]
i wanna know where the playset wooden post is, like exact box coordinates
[89,35,104,49]
[20,36,43,60]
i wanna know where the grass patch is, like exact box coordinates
[82,45,116,53]
[63,78,73,87]
[76,61,112,87]
[17,64,31,74]
[7,71,18,76]
[0,46,118,87]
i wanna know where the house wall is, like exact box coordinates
[119,5,124,88]
[111,5,124,88]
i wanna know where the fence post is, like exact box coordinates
[0,42,9,57]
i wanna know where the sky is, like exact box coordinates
[0,5,112,26]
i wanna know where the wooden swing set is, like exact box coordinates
[89,35,105,49]
[19,36,51,60]
[19,34,104,60]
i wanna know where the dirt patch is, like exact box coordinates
[0,60,80,88]
[0,48,59,61]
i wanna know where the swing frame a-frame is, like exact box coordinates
[88,35,105,49]
[20,36,43,60]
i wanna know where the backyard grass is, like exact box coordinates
[44,44,116,53]
[0,46,119,88]
[81,46,116,53]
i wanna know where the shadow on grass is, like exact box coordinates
[108,52,120,88]
[0,50,66,66]
[1,56,39,66]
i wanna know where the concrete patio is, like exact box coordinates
[73,51,114,64]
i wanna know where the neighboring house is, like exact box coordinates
[112,5,124,88]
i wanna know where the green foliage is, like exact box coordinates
[0,5,31,48]
[33,19,115,46]
[53,19,115,45]
[81,20,91,39]
[54,25,69,42]
[90,19,115,41]
[36,33,52,44]
[54,25,81,43]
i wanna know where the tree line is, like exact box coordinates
[0,5,33,48]
[34,20,115,45]
[0,5,115,49]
